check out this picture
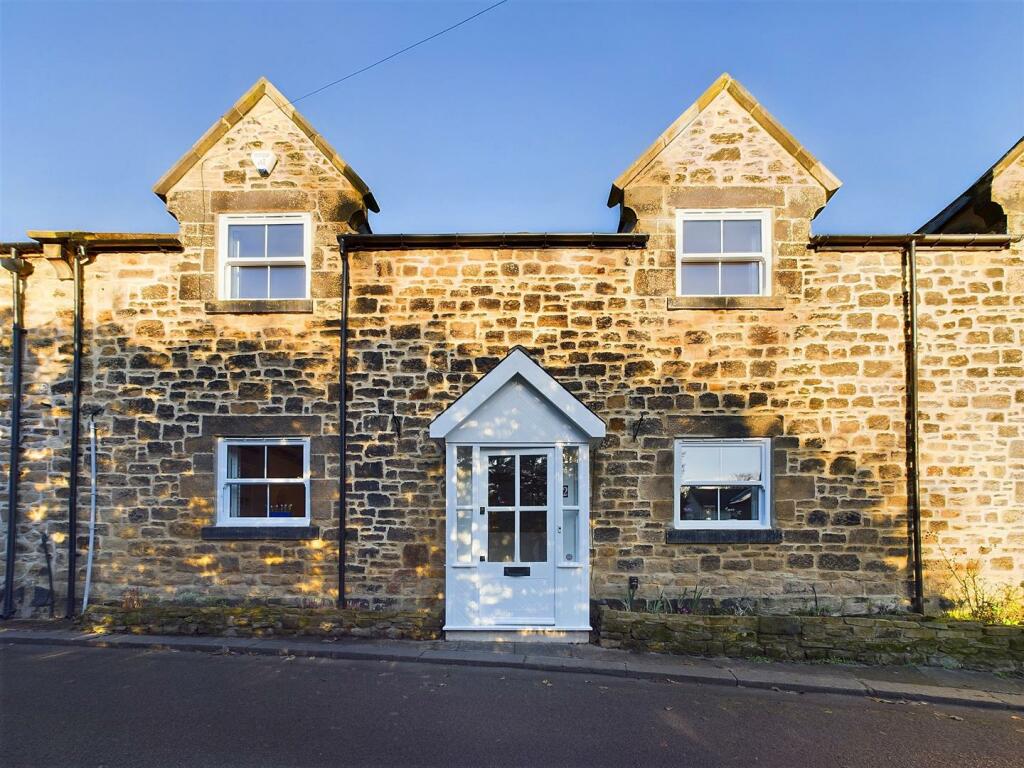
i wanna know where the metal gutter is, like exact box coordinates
[810,233,1013,250]
[341,233,649,251]
[65,246,85,618]
[337,239,350,607]
[905,239,925,615]
[1,248,33,618]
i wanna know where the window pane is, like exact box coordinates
[231,266,268,299]
[723,219,762,253]
[680,486,719,522]
[456,507,472,563]
[679,445,719,483]
[228,445,265,479]
[562,447,578,507]
[682,220,721,253]
[520,509,547,562]
[680,262,719,295]
[229,483,267,518]
[456,447,473,506]
[266,224,304,258]
[268,266,306,299]
[267,445,303,478]
[488,455,515,506]
[720,444,762,482]
[562,508,578,563]
[519,454,547,506]
[720,485,758,521]
[228,224,265,258]
[488,510,515,562]
[269,483,305,518]
[721,261,760,295]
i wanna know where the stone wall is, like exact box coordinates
[83,603,442,641]
[2,81,1021,620]
[598,608,1024,672]
[915,150,1024,603]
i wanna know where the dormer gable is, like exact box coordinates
[608,73,840,215]
[154,77,378,228]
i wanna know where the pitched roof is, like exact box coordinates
[152,77,379,212]
[607,73,842,207]
[428,346,606,443]
[918,136,1024,234]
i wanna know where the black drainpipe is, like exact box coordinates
[337,238,350,608]
[65,244,85,618]
[905,238,925,615]
[2,247,33,619]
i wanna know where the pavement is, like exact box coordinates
[2,623,1023,711]
[3,641,1023,768]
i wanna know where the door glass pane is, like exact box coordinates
[266,445,303,478]
[229,483,267,518]
[682,220,721,253]
[721,261,760,295]
[488,510,515,562]
[719,486,758,521]
[231,266,268,299]
[680,262,719,295]
[723,219,762,253]
[487,455,515,506]
[266,224,304,258]
[520,509,547,562]
[228,224,265,258]
[680,486,719,521]
[455,447,473,506]
[455,507,472,563]
[519,454,547,506]
[562,508,578,563]
[227,445,265,478]
[268,266,306,299]
[562,448,578,506]
[269,484,305,518]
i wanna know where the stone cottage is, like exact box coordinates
[1,75,1021,639]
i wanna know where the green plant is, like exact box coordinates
[935,542,1024,626]
[677,583,705,615]
[648,589,669,615]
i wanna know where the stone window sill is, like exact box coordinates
[204,300,313,314]
[200,526,321,541]
[667,296,785,311]
[666,528,782,544]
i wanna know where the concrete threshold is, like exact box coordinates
[1,628,1021,712]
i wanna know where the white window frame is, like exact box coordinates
[217,212,312,300]
[673,437,772,530]
[215,437,311,527]
[675,208,772,297]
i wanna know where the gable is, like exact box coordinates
[153,77,378,212]
[608,73,841,206]
[429,347,605,445]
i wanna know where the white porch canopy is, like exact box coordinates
[428,347,606,445]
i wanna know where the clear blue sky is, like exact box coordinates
[1,1,1021,240]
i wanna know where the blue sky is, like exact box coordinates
[1,0,1021,240]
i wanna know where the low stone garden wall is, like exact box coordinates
[598,608,1024,672]
[82,604,443,641]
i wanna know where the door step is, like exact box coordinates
[444,629,591,644]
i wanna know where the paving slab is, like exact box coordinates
[419,648,528,667]
[732,665,868,696]
[861,680,1007,709]
[624,658,738,686]
[521,655,629,676]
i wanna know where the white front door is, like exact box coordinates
[477,448,555,625]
